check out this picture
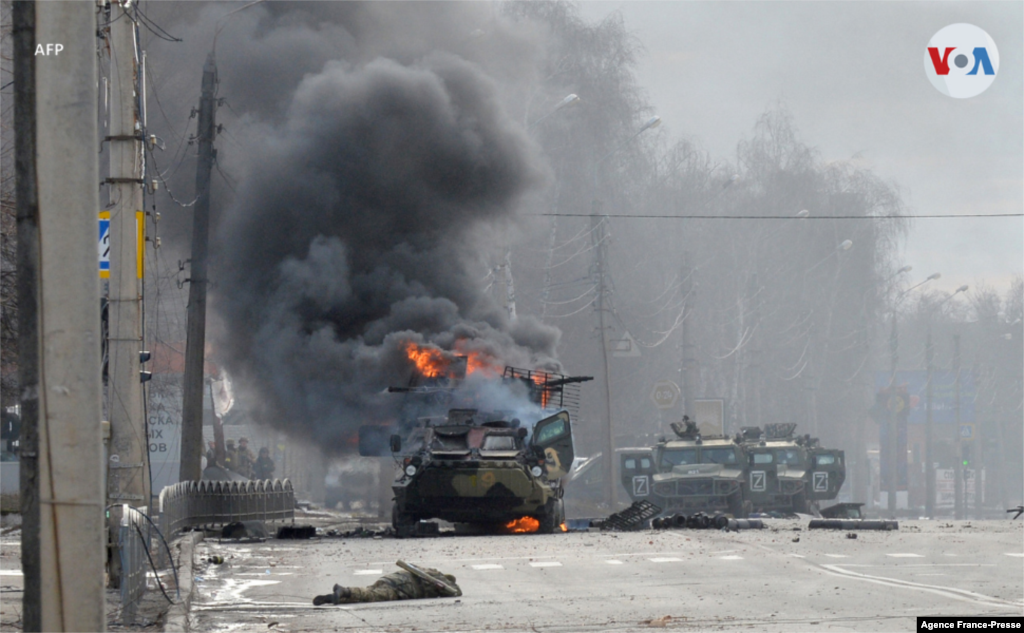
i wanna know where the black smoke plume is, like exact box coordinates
[214,50,559,449]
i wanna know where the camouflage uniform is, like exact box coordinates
[313,568,460,605]
[235,439,255,478]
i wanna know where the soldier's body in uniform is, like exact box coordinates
[313,567,460,605]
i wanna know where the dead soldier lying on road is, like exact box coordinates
[313,560,461,605]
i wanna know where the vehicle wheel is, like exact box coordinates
[536,498,564,534]
[792,492,809,515]
[392,502,417,539]
[727,492,748,518]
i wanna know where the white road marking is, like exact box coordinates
[1004,553,1024,558]
[604,560,624,565]
[353,569,382,576]
[471,564,504,570]
[709,550,738,555]
[790,554,806,558]
[824,554,850,558]
[529,561,562,568]
[0,569,23,576]
[649,557,683,563]
[887,553,924,558]
[719,555,744,560]
[820,564,1020,610]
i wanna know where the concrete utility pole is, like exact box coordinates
[887,314,899,514]
[925,326,935,518]
[953,334,962,520]
[973,361,983,519]
[680,252,695,417]
[591,210,616,508]
[16,1,106,629]
[105,0,150,585]
[180,54,218,482]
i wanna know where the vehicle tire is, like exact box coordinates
[392,502,417,539]
[536,498,564,534]
[727,492,748,518]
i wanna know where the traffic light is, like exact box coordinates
[961,443,972,468]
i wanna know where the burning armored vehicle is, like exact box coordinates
[360,347,591,537]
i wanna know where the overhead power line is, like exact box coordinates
[532,213,1022,220]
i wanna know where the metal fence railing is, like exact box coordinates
[114,479,295,623]
[157,479,295,556]
[118,504,151,625]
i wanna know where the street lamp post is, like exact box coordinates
[887,272,940,514]
[925,284,968,518]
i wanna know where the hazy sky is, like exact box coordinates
[579,1,1023,297]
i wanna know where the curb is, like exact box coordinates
[164,531,203,633]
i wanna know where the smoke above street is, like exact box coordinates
[213,39,559,448]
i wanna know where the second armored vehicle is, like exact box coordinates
[618,419,846,518]
[740,423,845,514]
[618,419,749,517]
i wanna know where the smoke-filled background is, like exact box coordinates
[65,0,1020,509]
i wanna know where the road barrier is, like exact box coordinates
[115,479,296,623]
[157,478,295,548]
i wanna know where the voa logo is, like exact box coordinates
[925,23,999,98]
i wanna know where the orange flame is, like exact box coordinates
[454,340,502,377]
[559,523,568,533]
[532,373,551,408]
[405,343,449,378]
[504,516,540,533]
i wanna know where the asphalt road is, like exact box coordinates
[190,519,1023,633]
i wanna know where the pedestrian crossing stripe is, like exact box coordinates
[472,564,504,570]
[529,561,562,568]
[648,557,683,563]
[719,555,744,560]
[353,569,382,575]
[886,553,924,558]
[604,560,624,565]
[825,554,849,558]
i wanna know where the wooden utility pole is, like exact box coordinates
[16,1,106,628]
[180,54,218,482]
[105,0,149,585]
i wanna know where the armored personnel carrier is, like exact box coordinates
[739,423,845,514]
[389,407,574,537]
[618,418,750,518]
[359,361,591,537]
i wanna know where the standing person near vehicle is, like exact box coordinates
[253,447,275,480]
[236,437,255,478]
[225,439,238,474]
